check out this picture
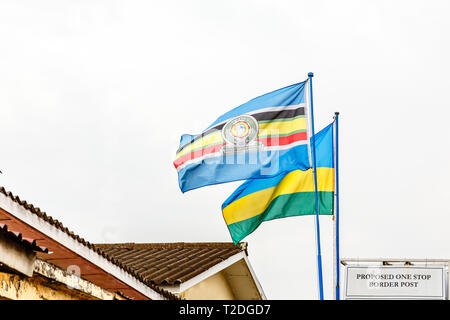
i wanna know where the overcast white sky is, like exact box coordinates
[1,0,450,299]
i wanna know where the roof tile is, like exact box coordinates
[0,186,179,300]
[0,223,49,253]
[94,242,246,286]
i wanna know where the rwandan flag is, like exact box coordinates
[222,122,334,244]
[174,81,311,193]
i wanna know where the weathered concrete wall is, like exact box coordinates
[0,232,35,277]
[0,259,123,300]
[0,271,97,300]
[34,259,117,300]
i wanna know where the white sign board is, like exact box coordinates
[344,266,447,300]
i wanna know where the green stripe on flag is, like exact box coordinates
[227,191,334,244]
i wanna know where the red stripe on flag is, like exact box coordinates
[174,132,307,169]
[257,131,307,147]
[173,143,226,168]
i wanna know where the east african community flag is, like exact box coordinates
[222,122,335,244]
[174,81,312,193]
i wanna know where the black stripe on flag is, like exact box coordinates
[252,106,305,122]
[177,106,305,154]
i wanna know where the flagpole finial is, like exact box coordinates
[308,72,314,77]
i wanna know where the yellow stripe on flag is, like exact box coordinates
[176,117,307,159]
[176,131,223,159]
[258,117,306,136]
[223,167,334,225]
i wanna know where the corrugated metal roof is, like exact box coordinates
[0,186,179,300]
[94,242,247,285]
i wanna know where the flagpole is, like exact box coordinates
[334,112,341,300]
[308,72,324,300]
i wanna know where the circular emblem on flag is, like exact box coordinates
[222,115,259,147]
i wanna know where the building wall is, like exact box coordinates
[0,271,98,300]
[181,271,235,300]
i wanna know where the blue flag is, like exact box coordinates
[174,81,311,192]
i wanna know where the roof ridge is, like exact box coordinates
[93,243,247,286]
[94,242,247,250]
[0,186,89,246]
[0,186,180,300]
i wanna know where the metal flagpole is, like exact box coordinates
[307,72,324,300]
[334,112,341,300]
